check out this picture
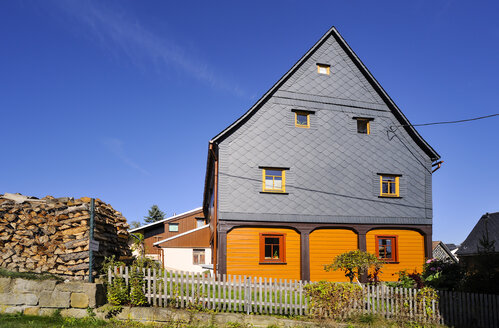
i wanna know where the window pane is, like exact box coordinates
[266,170,282,177]
[272,245,280,259]
[265,245,272,258]
[265,177,274,189]
[266,237,280,245]
[385,246,392,258]
[357,120,368,133]
[379,247,386,258]
[382,183,389,194]
[169,224,179,232]
[389,183,396,194]
[274,177,282,189]
[296,114,308,125]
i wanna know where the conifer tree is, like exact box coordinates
[144,205,166,223]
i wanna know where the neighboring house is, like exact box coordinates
[203,26,441,282]
[456,212,499,270]
[129,208,211,273]
[445,243,460,258]
[432,241,458,263]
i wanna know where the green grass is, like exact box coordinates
[0,313,218,328]
[0,268,63,282]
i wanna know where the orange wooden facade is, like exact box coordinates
[226,227,301,280]
[226,227,426,282]
[309,229,358,282]
[367,229,425,281]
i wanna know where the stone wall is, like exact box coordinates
[0,277,106,316]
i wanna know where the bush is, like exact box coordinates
[106,276,129,306]
[387,270,424,289]
[305,281,363,318]
[324,250,383,283]
[422,259,462,290]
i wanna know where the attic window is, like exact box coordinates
[317,63,330,75]
[353,117,374,134]
[295,111,310,128]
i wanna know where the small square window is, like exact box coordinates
[376,236,398,262]
[259,233,286,263]
[196,218,205,228]
[169,223,179,232]
[295,112,310,128]
[317,64,330,75]
[379,175,400,197]
[357,119,370,134]
[193,249,205,265]
[262,168,285,193]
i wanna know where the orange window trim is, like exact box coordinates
[259,233,286,264]
[375,235,398,263]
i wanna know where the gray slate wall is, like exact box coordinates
[217,34,433,225]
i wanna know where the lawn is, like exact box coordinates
[0,313,183,328]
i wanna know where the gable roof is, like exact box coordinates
[209,26,440,161]
[457,212,499,256]
[432,241,458,263]
[129,207,203,233]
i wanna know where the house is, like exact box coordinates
[203,26,440,282]
[432,241,458,263]
[129,207,212,273]
[456,212,499,271]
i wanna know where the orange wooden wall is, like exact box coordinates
[309,229,358,282]
[226,227,300,280]
[366,229,425,281]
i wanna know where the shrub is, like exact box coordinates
[107,276,129,306]
[305,281,363,318]
[423,258,462,290]
[324,250,383,283]
[387,270,424,289]
[100,255,125,284]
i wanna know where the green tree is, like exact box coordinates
[324,249,382,283]
[129,221,141,229]
[144,205,166,223]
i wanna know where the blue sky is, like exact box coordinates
[1,1,498,244]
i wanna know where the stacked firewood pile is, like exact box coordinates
[0,193,132,279]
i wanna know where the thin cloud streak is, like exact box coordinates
[102,138,150,176]
[52,0,247,97]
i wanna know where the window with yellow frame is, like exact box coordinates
[262,168,286,193]
[356,119,370,134]
[379,175,400,197]
[317,63,330,75]
[295,111,310,128]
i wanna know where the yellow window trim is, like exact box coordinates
[317,64,330,75]
[357,119,370,134]
[294,111,310,128]
[262,168,286,193]
[379,175,400,197]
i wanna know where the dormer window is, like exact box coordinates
[317,63,330,75]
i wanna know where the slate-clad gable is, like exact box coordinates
[206,27,438,227]
[281,34,384,106]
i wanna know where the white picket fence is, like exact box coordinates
[108,266,448,323]
[109,267,307,315]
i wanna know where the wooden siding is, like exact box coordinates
[227,227,300,280]
[140,209,204,256]
[310,229,358,282]
[367,229,424,281]
[157,227,210,248]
